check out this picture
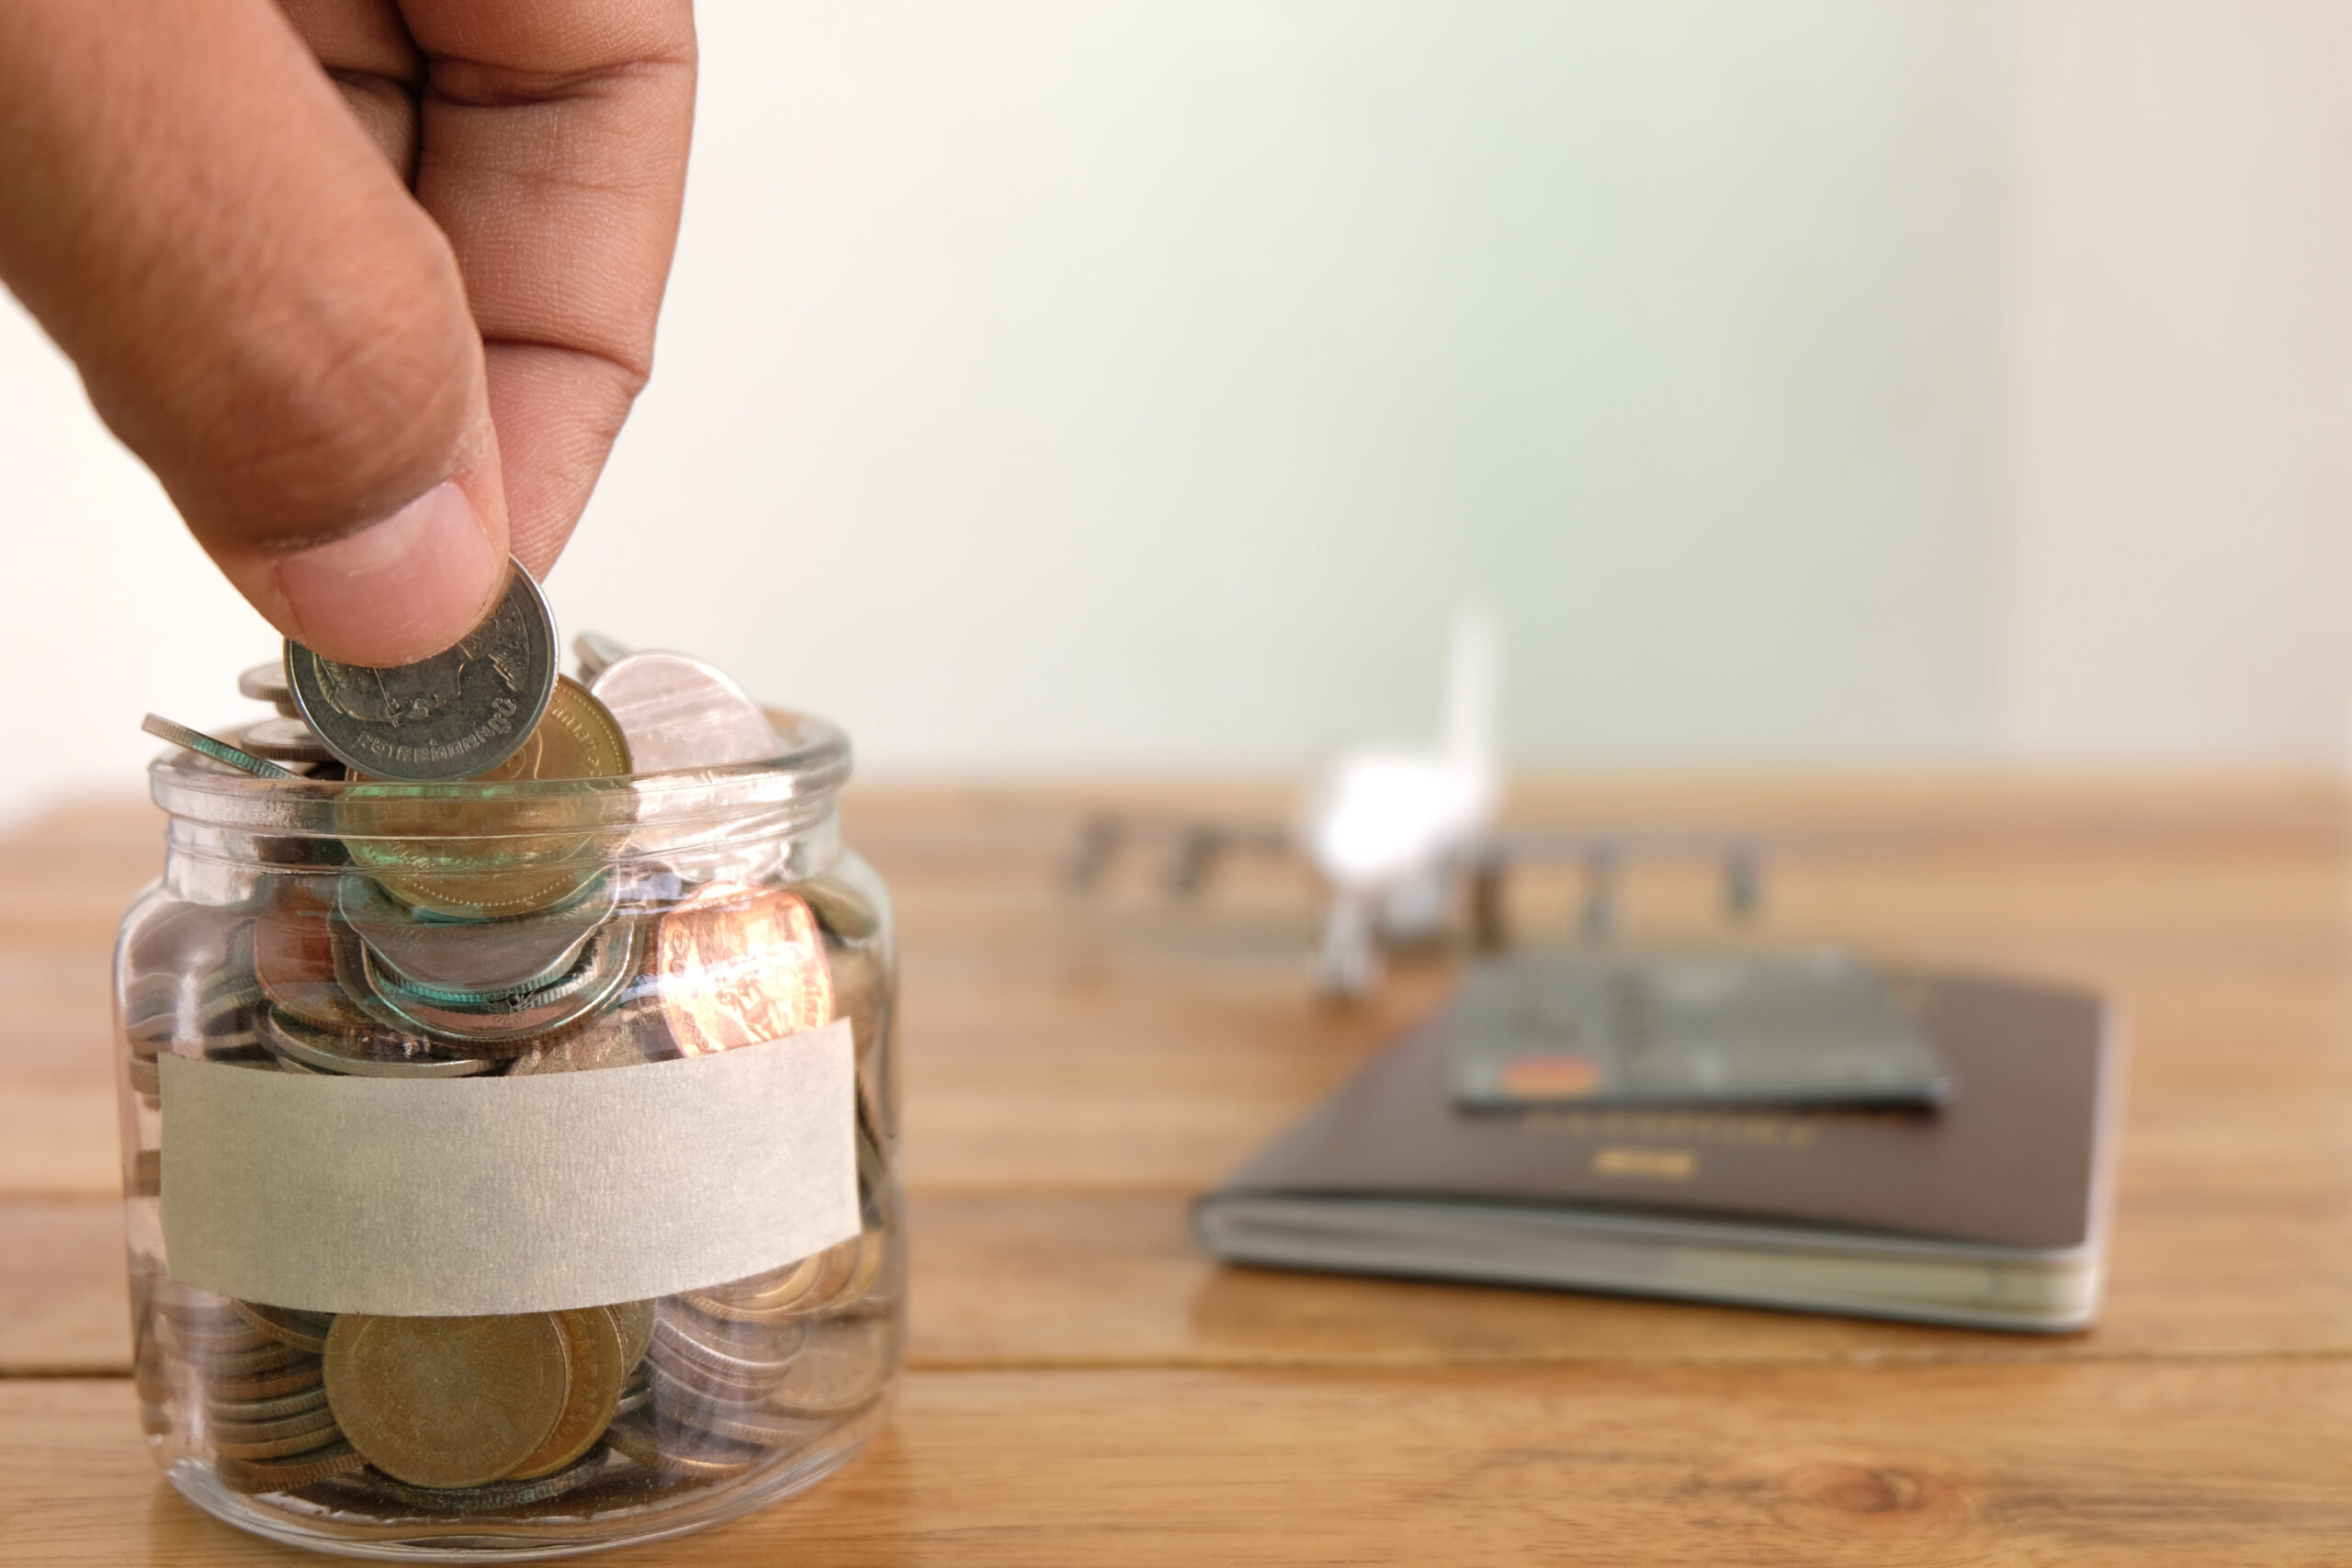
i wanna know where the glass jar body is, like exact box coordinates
[117,742,899,1561]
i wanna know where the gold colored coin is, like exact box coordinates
[233,1301,334,1354]
[323,1313,572,1490]
[205,1382,332,1424]
[608,1299,656,1370]
[216,1438,367,1495]
[214,1419,345,1461]
[508,1307,629,1481]
[766,1315,895,1418]
[204,1359,324,1402]
[656,884,833,1055]
[832,1226,889,1310]
[210,1405,338,1448]
[343,677,632,919]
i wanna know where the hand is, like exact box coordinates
[0,1,695,666]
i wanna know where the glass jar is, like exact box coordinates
[115,709,900,1560]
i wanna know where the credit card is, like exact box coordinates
[1449,948,1951,1110]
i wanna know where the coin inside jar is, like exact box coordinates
[339,676,632,919]
[656,884,833,1055]
[357,914,639,1046]
[235,716,336,764]
[338,871,617,1002]
[323,1314,573,1490]
[588,650,780,773]
[507,1307,629,1481]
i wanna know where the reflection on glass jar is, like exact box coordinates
[118,706,900,1560]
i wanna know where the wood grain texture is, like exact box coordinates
[5,777,2350,1562]
[10,1363,2352,1567]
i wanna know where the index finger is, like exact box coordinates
[397,1,696,575]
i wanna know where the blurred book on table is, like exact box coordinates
[1194,961,2119,1332]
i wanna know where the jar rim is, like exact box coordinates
[148,707,852,841]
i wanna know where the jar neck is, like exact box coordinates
[160,798,844,901]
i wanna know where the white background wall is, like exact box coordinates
[1992,0,2352,765]
[0,2,2345,821]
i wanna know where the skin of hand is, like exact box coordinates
[0,0,695,667]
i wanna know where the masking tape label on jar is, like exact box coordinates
[156,1019,860,1315]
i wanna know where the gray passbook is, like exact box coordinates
[1447,949,1951,1109]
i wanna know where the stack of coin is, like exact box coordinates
[315,1304,652,1508]
[128,587,903,1519]
[138,1282,360,1495]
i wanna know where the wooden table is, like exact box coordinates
[5,775,2350,1563]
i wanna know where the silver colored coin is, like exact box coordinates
[611,1367,654,1419]
[236,716,335,763]
[571,630,634,684]
[358,916,639,1045]
[587,651,778,773]
[257,1007,494,1077]
[644,1341,785,1404]
[603,1407,765,1478]
[348,1450,618,1516]
[204,1381,333,1424]
[650,1374,830,1450]
[651,1304,807,1380]
[237,661,294,707]
[508,1003,674,1075]
[764,1315,895,1418]
[285,559,558,782]
[141,715,300,782]
[339,873,616,1003]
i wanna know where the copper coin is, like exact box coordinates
[216,1438,367,1495]
[655,885,833,1055]
[343,677,632,919]
[323,1314,572,1490]
[508,1308,630,1481]
[251,884,357,1031]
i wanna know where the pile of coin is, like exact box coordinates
[127,561,899,1519]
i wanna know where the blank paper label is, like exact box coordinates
[158,1018,858,1315]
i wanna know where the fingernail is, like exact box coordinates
[273,481,503,667]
